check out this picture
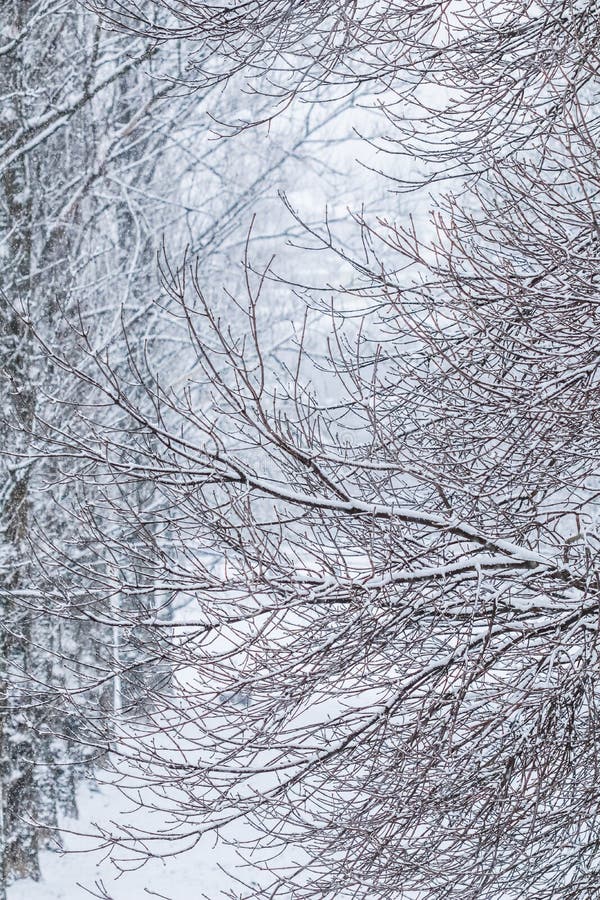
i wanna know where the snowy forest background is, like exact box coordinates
[2,1,600,898]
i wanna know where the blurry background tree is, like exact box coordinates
[0,1,194,885]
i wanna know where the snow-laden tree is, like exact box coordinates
[32,1,600,898]
[0,1,183,884]
[0,1,364,890]
[0,0,276,885]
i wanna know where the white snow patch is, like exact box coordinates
[8,783,242,900]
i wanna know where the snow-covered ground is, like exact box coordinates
[8,783,241,900]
